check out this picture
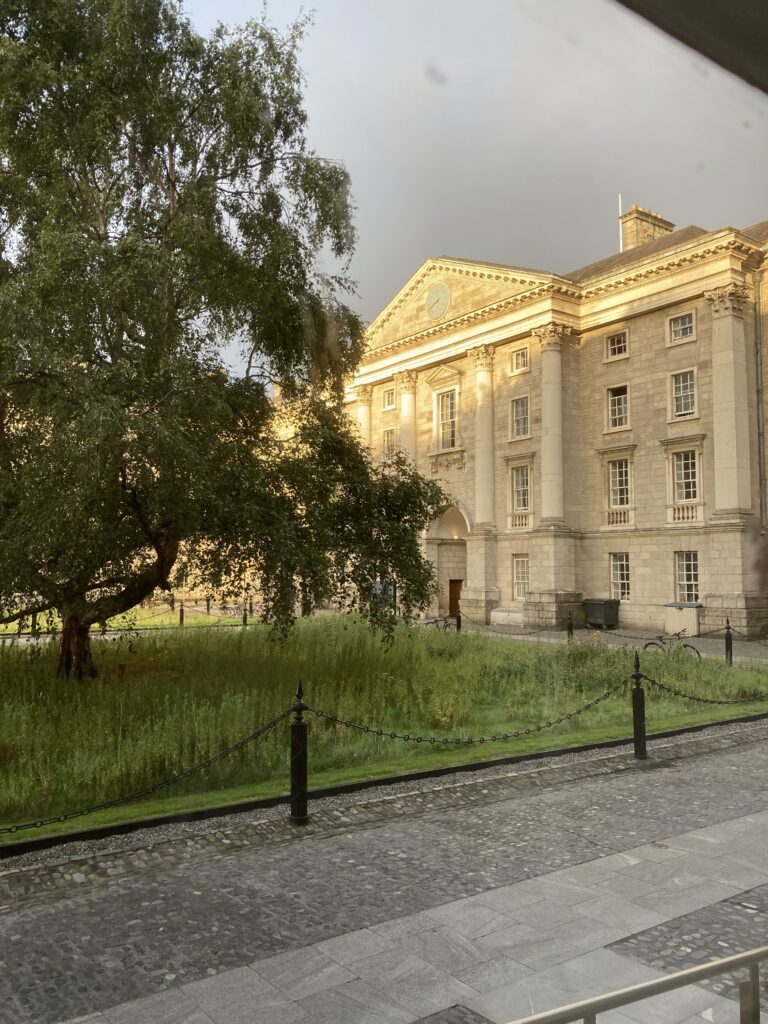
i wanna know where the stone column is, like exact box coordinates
[705,285,752,517]
[532,322,571,526]
[356,385,372,449]
[395,370,417,460]
[471,344,496,527]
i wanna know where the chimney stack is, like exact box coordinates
[620,204,674,251]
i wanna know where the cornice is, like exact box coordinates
[359,234,762,369]
[363,281,581,361]
[580,240,756,299]
[367,258,563,342]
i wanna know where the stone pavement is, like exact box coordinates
[3,725,768,1023]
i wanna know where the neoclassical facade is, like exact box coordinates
[348,206,768,635]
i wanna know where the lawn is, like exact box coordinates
[2,616,768,845]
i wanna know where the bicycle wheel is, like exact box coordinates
[682,643,702,661]
[643,641,663,652]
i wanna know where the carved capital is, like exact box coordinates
[394,370,418,392]
[357,384,373,404]
[470,344,495,372]
[704,284,749,317]
[531,321,576,352]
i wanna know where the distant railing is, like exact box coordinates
[506,944,768,1023]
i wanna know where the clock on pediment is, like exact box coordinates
[425,281,451,320]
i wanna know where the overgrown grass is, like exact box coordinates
[2,617,768,842]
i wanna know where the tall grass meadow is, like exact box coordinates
[2,616,768,823]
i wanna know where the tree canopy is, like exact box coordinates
[0,0,444,676]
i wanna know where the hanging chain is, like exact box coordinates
[304,680,628,747]
[0,708,293,836]
[641,674,768,706]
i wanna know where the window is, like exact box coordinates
[608,459,630,507]
[382,387,396,411]
[668,311,696,345]
[607,385,629,429]
[661,434,705,524]
[610,553,630,601]
[438,389,457,450]
[676,551,699,602]
[512,465,529,512]
[511,346,530,375]
[605,331,628,361]
[673,449,698,502]
[382,428,396,455]
[512,555,529,601]
[510,395,530,438]
[671,370,696,418]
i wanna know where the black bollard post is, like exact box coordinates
[179,602,184,627]
[567,611,574,643]
[290,681,309,825]
[631,651,647,760]
[206,595,211,616]
[249,595,254,616]
[169,592,175,611]
[242,607,248,627]
[725,618,733,668]
[456,607,462,633]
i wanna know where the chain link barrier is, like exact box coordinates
[640,673,768,706]
[0,707,292,836]
[304,680,629,748]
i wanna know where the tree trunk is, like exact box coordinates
[57,616,97,680]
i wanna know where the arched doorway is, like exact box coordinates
[427,506,469,616]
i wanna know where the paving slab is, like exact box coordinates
[3,721,768,1023]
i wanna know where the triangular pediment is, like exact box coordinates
[364,257,556,355]
[426,365,462,387]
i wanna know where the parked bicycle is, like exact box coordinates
[643,628,701,660]
[428,616,456,631]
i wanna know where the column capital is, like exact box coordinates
[357,384,373,404]
[469,344,495,371]
[531,321,576,352]
[394,370,418,392]
[705,284,749,318]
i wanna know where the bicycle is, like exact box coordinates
[428,616,455,631]
[643,628,701,661]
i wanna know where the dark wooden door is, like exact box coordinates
[449,579,463,617]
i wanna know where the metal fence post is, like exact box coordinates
[567,611,574,642]
[179,602,184,627]
[632,651,647,760]
[242,607,248,626]
[456,607,462,633]
[739,962,760,1022]
[290,681,309,825]
[725,618,733,668]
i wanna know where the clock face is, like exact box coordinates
[425,282,451,320]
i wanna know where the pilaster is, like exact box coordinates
[705,284,752,520]
[395,370,417,460]
[470,344,496,528]
[356,384,372,448]
[532,321,573,526]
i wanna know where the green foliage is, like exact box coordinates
[0,2,444,670]
[2,618,767,826]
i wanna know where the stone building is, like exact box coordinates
[348,206,768,636]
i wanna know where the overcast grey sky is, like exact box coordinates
[185,0,768,325]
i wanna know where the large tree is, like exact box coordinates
[0,1,444,677]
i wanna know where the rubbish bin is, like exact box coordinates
[583,598,620,629]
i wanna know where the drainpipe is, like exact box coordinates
[754,268,766,525]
